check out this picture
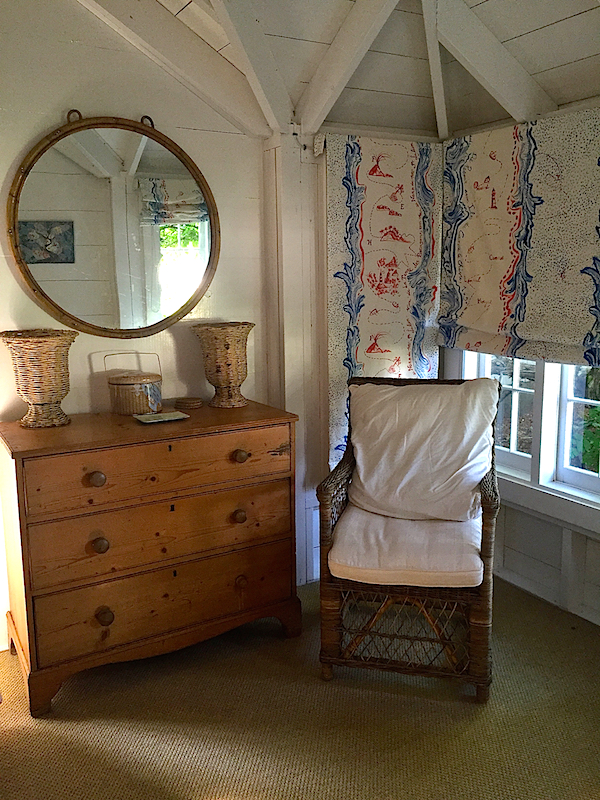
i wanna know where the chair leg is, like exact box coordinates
[475,683,490,703]
[320,663,334,681]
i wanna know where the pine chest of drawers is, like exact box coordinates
[0,401,301,715]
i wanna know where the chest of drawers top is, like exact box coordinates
[0,401,298,460]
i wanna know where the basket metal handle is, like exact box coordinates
[103,352,162,376]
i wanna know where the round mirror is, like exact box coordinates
[7,113,220,338]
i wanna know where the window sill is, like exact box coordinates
[497,469,600,539]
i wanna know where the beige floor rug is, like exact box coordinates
[1,578,599,800]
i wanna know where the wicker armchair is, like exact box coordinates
[317,377,500,702]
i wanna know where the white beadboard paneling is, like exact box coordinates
[258,0,352,43]
[265,38,329,106]
[0,0,130,52]
[30,248,114,283]
[394,0,423,13]
[504,506,563,568]
[503,546,562,593]
[37,280,115,316]
[471,0,598,44]
[585,538,600,587]
[0,13,241,140]
[582,581,600,614]
[156,0,190,15]
[347,51,433,98]
[503,8,600,76]
[327,88,436,132]
[444,59,512,133]
[535,54,600,107]
[370,8,428,59]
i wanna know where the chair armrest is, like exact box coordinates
[316,445,355,552]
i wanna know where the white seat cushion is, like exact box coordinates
[329,503,484,587]
[348,378,498,522]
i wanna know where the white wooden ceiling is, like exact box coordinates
[77,0,600,140]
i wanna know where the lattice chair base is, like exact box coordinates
[320,579,491,700]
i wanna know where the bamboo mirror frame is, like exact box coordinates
[7,112,220,338]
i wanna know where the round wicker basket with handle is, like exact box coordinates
[1,328,78,427]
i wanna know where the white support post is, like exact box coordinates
[262,133,328,584]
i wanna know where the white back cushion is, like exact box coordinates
[347,379,498,521]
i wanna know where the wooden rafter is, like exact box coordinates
[436,0,557,123]
[74,0,272,138]
[422,0,449,141]
[295,0,400,136]
[211,0,293,132]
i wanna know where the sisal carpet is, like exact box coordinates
[0,578,599,800]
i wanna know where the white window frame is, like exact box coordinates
[458,350,600,502]
[556,365,600,495]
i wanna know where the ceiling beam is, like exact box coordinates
[53,130,123,177]
[295,0,399,136]
[74,0,272,138]
[436,0,557,123]
[422,0,449,141]
[211,0,293,132]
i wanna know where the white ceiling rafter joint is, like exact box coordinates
[422,0,449,140]
[296,0,400,136]
[211,0,293,133]
[436,0,557,122]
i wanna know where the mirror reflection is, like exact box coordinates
[16,127,213,332]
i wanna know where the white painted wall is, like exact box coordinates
[0,0,328,651]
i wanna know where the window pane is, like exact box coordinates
[569,403,600,473]
[496,389,512,449]
[517,360,536,390]
[516,391,534,455]
[491,356,514,387]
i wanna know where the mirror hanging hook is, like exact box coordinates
[141,115,155,129]
[66,109,83,123]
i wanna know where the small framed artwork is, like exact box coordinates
[17,221,75,264]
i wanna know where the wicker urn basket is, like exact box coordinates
[0,328,78,427]
[193,321,255,408]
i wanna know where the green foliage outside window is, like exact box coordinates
[570,367,600,473]
[159,223,199,248]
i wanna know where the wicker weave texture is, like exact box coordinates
[193,322,254,408]
[1,329,78,427]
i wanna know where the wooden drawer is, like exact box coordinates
[23,424,291,518]
[34,539,292,668]
[29,479,292,591]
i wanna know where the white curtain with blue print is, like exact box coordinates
[138,178,209,226]
[439,107,600,367]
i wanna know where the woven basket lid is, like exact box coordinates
[108,370,162,386]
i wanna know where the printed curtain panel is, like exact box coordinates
[327,135,442,464]
[440,107,600,366]
[138,178,209,226]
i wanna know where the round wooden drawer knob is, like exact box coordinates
[233,509,247,524]
[95,606,115,627]
[91,537,110,554]
[232,449,249,463]
[89,471,107,487]
[235,574,248,591]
